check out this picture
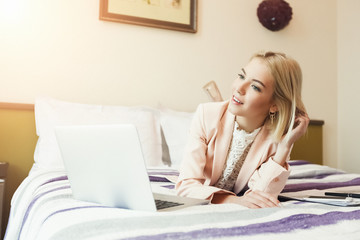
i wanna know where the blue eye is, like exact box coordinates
[251,84,261,92]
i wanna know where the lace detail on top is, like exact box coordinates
[214,122,261,191]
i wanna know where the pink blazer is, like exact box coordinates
[175,101,291,200]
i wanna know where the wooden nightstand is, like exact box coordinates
[0,162,9,238]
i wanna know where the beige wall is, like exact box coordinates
[338,0,360,173]
[0,1,340,168]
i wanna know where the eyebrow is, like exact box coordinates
[241,68,266,88]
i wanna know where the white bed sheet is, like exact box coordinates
[5,161,360,240]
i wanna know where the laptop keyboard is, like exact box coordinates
[155,199,184,210]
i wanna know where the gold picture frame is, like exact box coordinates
[99,0,197,33]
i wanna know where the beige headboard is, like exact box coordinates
[0,102,324,235]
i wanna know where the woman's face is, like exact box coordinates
[228,58,276,124]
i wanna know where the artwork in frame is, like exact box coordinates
[99,0,197,33]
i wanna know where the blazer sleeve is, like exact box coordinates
[246,156,291,196]
[175,104,234,200]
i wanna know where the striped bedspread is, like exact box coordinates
[4,161,360,240]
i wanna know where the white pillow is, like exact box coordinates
[159,107,194,169]
[33,97,163,169]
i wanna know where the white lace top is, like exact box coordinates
[214,122,261,191]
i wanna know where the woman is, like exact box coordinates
[175,51,309,209]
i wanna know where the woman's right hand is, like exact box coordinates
[212,190,280,209]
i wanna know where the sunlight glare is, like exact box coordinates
[0,0,25,23]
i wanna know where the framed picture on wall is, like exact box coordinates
[99,0,197,33]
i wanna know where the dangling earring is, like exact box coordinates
[269,111,276,125]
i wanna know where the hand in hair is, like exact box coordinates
[273,113,310,167]
[286,113,310,146]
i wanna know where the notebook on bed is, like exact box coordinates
[55,124,209,212]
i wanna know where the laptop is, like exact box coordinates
[54,124,209,212]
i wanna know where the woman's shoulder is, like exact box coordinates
[194,100,233,132]
[197,100,229,116]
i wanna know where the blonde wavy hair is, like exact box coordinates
[252,51,307,142]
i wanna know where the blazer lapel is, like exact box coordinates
[233,127,271,194]
[210,108,235,185]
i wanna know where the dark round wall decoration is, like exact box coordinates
[257,0,293,31]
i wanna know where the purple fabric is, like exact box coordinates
[288,160,312,166]
[149,176,171,182]
[43,205,112,224]
[19,185,71,237]
[147,171,179,176]
[38,173,174,183]
[290,172,345,180]
[311,172,344,179]
[282,177,360,193]
[40,175,68,186]
[129,210,360,240]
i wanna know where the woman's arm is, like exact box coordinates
[176,104,235,199]
[176,103,239,200]
[273,114,310,167]
[212,190,280,208]
[245,113,310,197]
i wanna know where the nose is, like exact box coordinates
[236,81,247,95]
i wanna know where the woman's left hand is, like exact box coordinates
[284,113,310,146]
[274,113,309,166]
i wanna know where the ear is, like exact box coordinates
[269,104,278,113]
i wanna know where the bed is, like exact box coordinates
[3,97,360,240]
